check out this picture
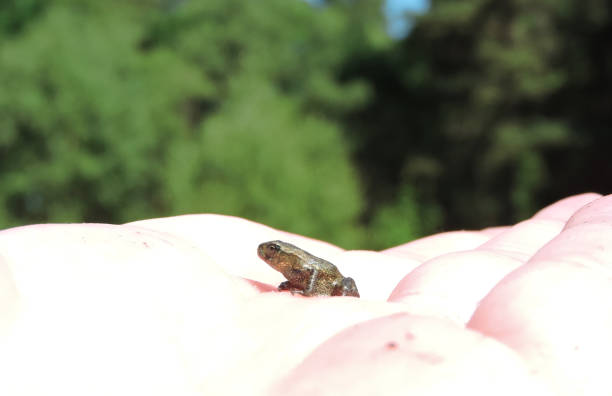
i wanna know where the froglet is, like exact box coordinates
[257,240,360,297]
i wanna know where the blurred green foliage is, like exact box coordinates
[343,0,611,234]
[0,0,611,249]
[0,0,386,248]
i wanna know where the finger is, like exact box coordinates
[468,194,612,396]
[387,193,599,322]
[387,220,556,320]
[383,231,503,318]
[388,250,522,322]
[532,192,601,221]
[383,230,494,261]
[480,225,511,237]
[478,193,600,260]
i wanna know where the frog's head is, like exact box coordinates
[258,240,284,266]
[257,240,297,272]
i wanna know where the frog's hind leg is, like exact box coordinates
[302,267,321,296]
[335,277,360,298]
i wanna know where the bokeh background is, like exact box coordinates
[1,0,610,249]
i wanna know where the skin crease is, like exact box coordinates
[0,192,609,395]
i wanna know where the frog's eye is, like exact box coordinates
[268,244,280,252]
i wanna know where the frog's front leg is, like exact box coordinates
[278,280,305,295]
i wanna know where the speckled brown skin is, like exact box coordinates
[257,240,360,297]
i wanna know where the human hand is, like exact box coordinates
[0,192,608,395]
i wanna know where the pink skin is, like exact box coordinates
[0,192,608,395]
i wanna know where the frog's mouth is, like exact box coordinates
[257,245,268,260]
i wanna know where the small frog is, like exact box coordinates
[257,240,360,297]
